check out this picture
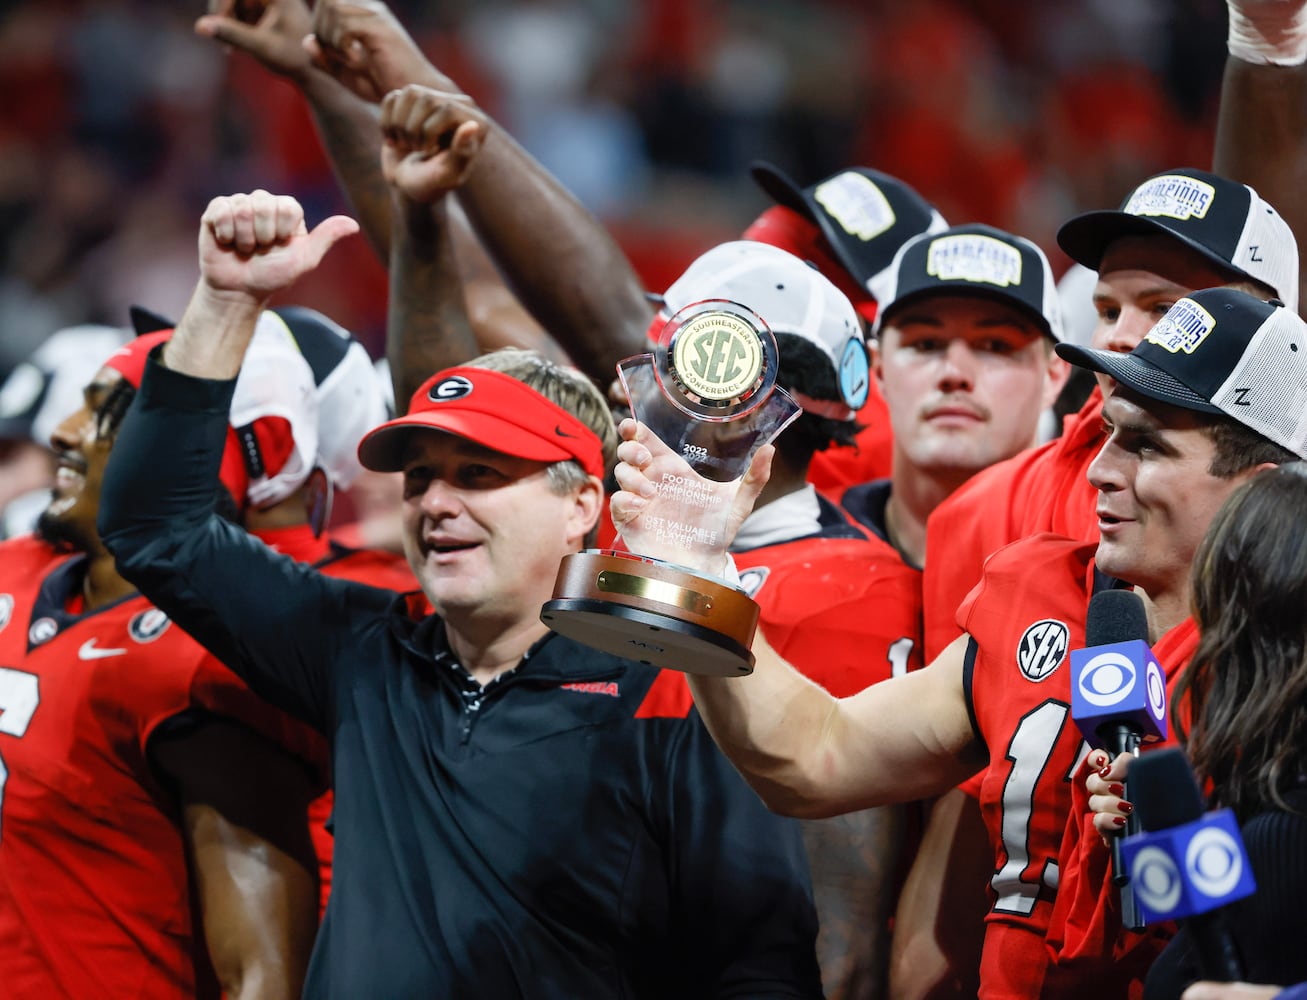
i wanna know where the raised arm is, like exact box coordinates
[197,0,555,373]
[378,84,485,404]
[610,419,986,817]
[99,193,366,725]
[197,0,394,262]
[307,0,651,385]
[163,191,357,378]
[1214,0,1307,310]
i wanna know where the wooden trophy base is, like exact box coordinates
[541,550,759,676]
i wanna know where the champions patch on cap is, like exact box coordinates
[1057,167,1300,314]
[1122,174,1216,222]
[926,234,1024,288]
[872,223,1064,342]
[1144,298,1216,355]
[749,161,948,294]
[813,172,898,243]
[357,366,605,478]
[1056,287,1307,459]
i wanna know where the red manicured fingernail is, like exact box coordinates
[1094,753,1108,768]
[1099,766,1113,778]
[1119,801,1133,815]
[1113,815,1127,827]
[1109,783,1126,797]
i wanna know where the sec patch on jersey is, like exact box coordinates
[1016,618,1069,682]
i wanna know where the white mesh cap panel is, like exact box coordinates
[1211,307,1307,457]
[1235,189,1299,313]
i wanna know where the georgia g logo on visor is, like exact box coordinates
[429,375,475,401]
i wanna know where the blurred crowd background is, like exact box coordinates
[0,0,1229,372]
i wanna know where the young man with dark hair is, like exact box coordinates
[0,325,328,1000]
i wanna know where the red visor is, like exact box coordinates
[103,331,173,388]
[742,205,879,325]
[357,366,605,479]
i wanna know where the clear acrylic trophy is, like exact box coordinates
[541,300,800,675]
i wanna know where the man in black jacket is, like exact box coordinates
[98,189,822,1000]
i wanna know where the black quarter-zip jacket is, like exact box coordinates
[100,356,822,1000]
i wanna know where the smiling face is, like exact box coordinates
[399,430,601,626]
[1088,387,1262,611]
[877,294,1065,481]
[37,367,129,554]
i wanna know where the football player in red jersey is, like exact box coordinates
[613,287,1307,1000]
[740,162,948,494]
[0,325,327,1000]
[642,237,923,997]
[901,171,1299,995]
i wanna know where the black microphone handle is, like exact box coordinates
[1189,909,1247,982]
[1102,723,1142,888]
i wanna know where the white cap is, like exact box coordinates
[0,325,131,447]
[230,313,320,509]
[270,306,389,490]
[660,241,868,418]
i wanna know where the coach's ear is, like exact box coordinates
[567,474,605,546]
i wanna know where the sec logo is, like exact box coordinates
[1016,619,1069,682]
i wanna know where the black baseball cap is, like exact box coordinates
[871,223,1065,342]
[1057,168,1299,312]
[750,162,947,293]
[1056,287,1307,458]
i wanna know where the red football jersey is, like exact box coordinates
[1043,619,1199,998]
[0,535,322,1000]
[736,529,922,696]
[958,534,1101,1000]
[922,389,1104,662]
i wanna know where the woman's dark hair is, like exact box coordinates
[1174,462,1307,820]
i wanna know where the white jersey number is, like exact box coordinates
[0,667,41,841]
[887,636,915,678]
[991,699,1089,915]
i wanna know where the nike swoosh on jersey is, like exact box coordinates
[78,638,128,659]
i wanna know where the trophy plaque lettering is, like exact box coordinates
[541,300,800,676]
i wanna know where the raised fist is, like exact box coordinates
[380,85,488,203]
[199,190,358,301]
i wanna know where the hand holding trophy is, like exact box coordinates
[541,300,801,675]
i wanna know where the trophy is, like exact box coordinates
[541,300,801,676]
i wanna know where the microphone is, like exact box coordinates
[1070,590,1167,896]
[1123,747,1253,982]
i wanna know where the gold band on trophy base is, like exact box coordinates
[541,550,759,675]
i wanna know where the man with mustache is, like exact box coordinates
[838,222,1068,575]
